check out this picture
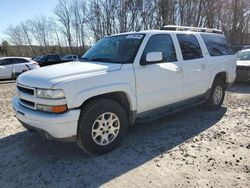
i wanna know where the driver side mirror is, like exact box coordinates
[141,52,163,65]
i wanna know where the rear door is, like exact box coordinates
[176,34,209,100]
[12,58,30,75]
[0,58,13,79]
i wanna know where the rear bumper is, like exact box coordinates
[12,96,80,140]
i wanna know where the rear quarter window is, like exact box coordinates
[12,58,29,64]
[201,34,233,56]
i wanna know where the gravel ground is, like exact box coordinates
[0,81,249,188]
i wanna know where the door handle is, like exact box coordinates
[201,64,206,69]
[176,67,182,73]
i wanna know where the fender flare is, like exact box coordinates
[208,67,228,88]
[71,83,136,111]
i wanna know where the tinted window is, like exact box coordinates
[142,34,177,63]
[48,55,60,61]
[83,34,145,64]
[34,56,41,60]
[62,55,68,60]
[177,34,203,60]
[12,58,29,64]
[0,59,11,65]
[201,34,233,56]
[236,50,250,60]
[39,55,46,61]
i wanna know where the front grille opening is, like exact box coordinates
[20,99,35,107]
[237,66,250,70]
[17,85,34,95]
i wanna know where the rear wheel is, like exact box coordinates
[77,98,128,155]
[204,78,225,110]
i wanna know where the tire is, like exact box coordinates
[77,98,128,155]
[203,78,225,110]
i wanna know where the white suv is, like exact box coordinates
[12,26,236,155]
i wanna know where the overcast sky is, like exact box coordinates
[0,0,59,41]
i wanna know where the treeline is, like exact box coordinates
[1,0,250,57]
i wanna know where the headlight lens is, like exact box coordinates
[36,89,65,99]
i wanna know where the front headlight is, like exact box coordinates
[36,89,65,99]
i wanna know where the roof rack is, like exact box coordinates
[160,25,223,34]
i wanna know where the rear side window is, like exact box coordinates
[201,34,233,56]
[142,34,177,63]
[48,55,60,61]
[177,34,203,60]
[12,58,29,64]
[0,59,11,65]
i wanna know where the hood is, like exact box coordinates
[237,60,250,67]
[17,61,122,88]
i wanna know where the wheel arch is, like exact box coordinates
[209,70,228,89]
[73,85,137,125]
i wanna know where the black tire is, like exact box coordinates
[77,98,128,155]
[203,78,225,110]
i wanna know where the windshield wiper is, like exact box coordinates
[89,57,121,63]
[89,57,112,62]
[81,57,90,61]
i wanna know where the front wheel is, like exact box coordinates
[203,78,225,110]
[77,98,128,155]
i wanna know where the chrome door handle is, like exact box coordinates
[201,64,206,69]
[176,67,182,73]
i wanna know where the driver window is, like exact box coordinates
[141,34,177,64]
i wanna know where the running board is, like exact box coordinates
[136,96,205,123]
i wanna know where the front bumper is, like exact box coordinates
[12,96,80,140]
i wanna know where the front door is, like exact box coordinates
[134,34,183,113]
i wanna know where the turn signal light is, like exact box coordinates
[36,104,68,113]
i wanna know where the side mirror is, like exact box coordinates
[143,52,163,65]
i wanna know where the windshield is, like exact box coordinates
[62,55,69,60]
[39,55,46,61]
[82,34,145,64]
[236,51,250,61]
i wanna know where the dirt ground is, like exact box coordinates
[0,81,249,188]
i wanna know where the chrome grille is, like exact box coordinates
[17,84,36,110]
[17,85,34,95]
[20,99,35,108]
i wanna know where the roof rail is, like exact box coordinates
[160,25,223,34]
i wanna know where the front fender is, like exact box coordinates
[71,83,136,111]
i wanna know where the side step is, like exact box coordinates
[136,96,205,123]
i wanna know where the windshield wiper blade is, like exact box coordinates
[81,57,89,61]
[89,57,112,62]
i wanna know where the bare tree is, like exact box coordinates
[3,0,250,57]
[4,25,26,56]
[20,21,35,55]
[29,16,53,53]
[54,0,73,52]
